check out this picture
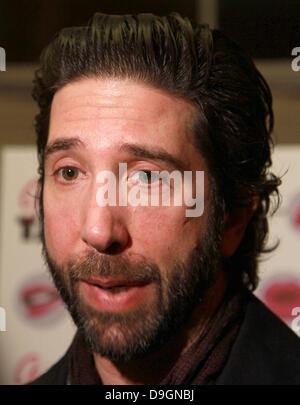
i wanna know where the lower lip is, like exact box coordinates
[80,280,152,312]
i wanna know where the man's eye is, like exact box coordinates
[57,167,82,181]
[130,171,160,185]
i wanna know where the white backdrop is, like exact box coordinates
[0,146,75,385]
[0,144,300,385]
[255,145,300,336]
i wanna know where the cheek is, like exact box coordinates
[43,188,81,261]
[128,206,204,260]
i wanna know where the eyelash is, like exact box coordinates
[129,170,162,186]
[53,167,165,187]
[54,166,85,183]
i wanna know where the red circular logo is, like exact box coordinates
[16,273,65,327]
[260,275,300,321]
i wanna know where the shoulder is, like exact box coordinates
[28,351,69,385]
[217,291,300,385]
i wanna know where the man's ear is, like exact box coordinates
[219,196,259,259]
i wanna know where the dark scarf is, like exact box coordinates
[67,288,249,385]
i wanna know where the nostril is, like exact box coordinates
[105,242,124,255]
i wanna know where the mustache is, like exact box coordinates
[68,251,162,285]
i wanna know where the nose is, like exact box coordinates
[81,194,130,255]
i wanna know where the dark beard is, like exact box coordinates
[42,203,223,363]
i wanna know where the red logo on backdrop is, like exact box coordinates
[13,352,42,385]
[16,273,65,327]
[290,193,300,232]
[17,177,40,240]
[259,275,300,322]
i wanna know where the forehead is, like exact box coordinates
[48,78,200,159]
[51,77,195,120]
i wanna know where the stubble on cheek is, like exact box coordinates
[43,213,81,277]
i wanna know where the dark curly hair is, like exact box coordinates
[32,12,281,291]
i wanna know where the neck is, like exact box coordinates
[93,269,228,385]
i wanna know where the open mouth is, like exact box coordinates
[92,285,133,294]
[86,277,149,291]
[80,278,152,312]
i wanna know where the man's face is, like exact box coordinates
[43,77,219,362]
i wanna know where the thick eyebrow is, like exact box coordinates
[119,143,189,171]
[44,137,188,171]
[44,138,85,160]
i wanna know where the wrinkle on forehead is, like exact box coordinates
[50,77,197,135]
[48,78,203,169]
